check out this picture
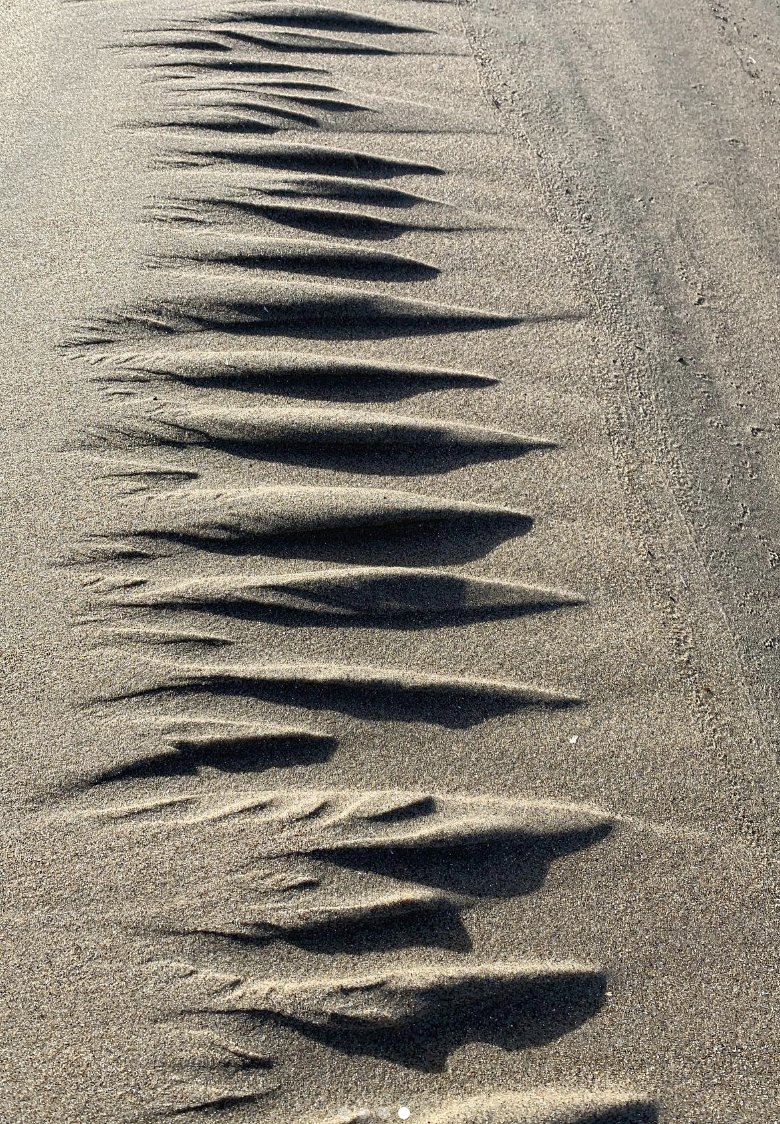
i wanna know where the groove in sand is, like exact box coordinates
[87,403,553,472]
[164,141,445,178]
[101,566,582,625]
[89,349,494,398]
[101,659,581,726]
[89,717,337,784]
[69,281,519,346]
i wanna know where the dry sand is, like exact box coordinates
[0,0,776,1121]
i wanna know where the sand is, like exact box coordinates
[0,0,776,1121]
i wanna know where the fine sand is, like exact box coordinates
[0,1,776,1122]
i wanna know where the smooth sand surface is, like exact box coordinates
[0,1,776,1121]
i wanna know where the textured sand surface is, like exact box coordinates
[0,1,776,1122]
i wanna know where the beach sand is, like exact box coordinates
[0,1,776,1121]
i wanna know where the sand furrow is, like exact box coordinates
[329,1091,657,1124]
[82,484,533,564]
[89,348,492,397]
[174,8,431,37]
[77,715,335,787]
[167,885,474,944]
[87,403,552,473]
[101,659,580,725]
[152,958,607,1071]
[81,786,611,849]
[68,281,518,347]
[152,234,440,281]
[162,140,446,178]
[97,566,581,624]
